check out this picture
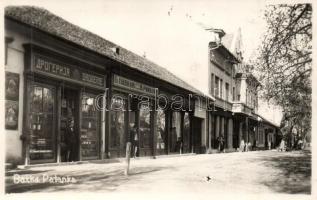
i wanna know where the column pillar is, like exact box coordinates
[208,113,212,149]
[105,77,112,159]
[56,84,62,163]
[201,118,206,151]
[228,118,233,149]
[256,120,259,148]
[100,89,107,160]
[215,116,220,139]
[206,111,210,149]
[246,117,249,143]
[166,110,171,154]
[151,105,157,157]
[239,121,243,141]
[180,112,185,154]
[221,117,224,137]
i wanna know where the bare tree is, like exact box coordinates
[254,4,312,142]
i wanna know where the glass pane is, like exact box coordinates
[32,87,43,113]
[29,85,55,161]
[81,92,100,159]
[81,94,96,117]
[156,109,166,150]
[111,97,125,111]
[43,88,54,112]
[139,104,151,148]
[110,96,126,148]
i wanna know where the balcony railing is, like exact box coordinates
[214,96,232,111]
[232,102,258,117]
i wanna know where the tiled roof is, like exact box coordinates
[5,6,206,96]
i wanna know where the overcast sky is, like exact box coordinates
[3,0,286,123]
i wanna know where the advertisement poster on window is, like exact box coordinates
[5,72,19,101]
[5,72,20,130]
[5,100,19,130]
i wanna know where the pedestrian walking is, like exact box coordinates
[247,142,251,151]
[297,139,303,150]
[279,139,285,152]
[240,139,245,152]
[245,142,248,152]
[217,135,225,153]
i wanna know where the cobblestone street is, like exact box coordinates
[5,150,311,196]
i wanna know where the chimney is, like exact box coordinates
[205,28,226,46]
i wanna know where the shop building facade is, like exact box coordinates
[207,29,280,152]
[4,6,213,165]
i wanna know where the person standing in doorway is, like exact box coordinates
[65,117,76,162]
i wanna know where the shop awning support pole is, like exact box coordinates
[125,142,132,176]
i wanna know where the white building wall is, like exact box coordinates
[5,29,27,162]
[240,78,247,104]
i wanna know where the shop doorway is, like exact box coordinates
[60,88,79,162]
[27,83,57,164]
[265,131,269,149]
[192,117,202,153]
[109,96,127,158]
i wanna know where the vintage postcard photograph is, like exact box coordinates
[1,0,314,200]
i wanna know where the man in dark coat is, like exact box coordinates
[65,117,76,162]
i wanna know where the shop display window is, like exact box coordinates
[110,96,126,149]
[156,108,166,150]
[80,92,100,159]
[139,104,151,148]
[170,112,181,153]
[28,84,55,161]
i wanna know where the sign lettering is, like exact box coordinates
[113,74,157,96]
[35,57,71,77]
[32,55,105,88]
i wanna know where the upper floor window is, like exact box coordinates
[225,83,229,101]
[232,87,236,101]
[215,76,219,97]
[220,79,223,98]
[211,74,214,95]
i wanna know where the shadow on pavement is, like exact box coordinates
[260,150,311,194]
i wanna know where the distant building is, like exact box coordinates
[207,28,280,152]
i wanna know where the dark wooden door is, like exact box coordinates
[192,117,202,154]
[60,88,79,162]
